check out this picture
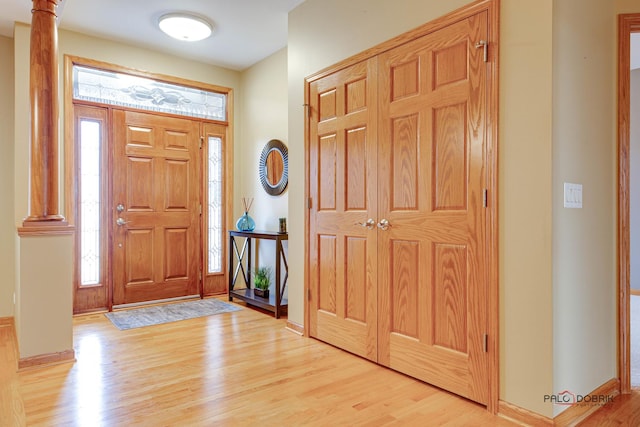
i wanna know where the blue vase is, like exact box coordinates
[236,211,255,231]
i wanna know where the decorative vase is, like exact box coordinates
[236,211,255,231]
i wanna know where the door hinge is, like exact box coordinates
[307,197,313,209]
[199,136,204,149]
[483,189,488,208]
[199,270,202,281]
[308,288,312,301]
[475,40,488,63]
[199,204,203,215]
[303,103,311,118]
[483,334,488,353]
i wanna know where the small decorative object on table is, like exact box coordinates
[253,266,272,298]
[279,217,287,233]
[236,197,255,231]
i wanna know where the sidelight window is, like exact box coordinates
[79,119,102,286]
[207,136,223,274]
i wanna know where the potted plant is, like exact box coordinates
[253,266,272,298]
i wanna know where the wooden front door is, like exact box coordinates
[377,14,489,404]
[112,110,201,305]
[308,58,379,361]
[308,8,493,405]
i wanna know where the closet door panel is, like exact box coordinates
[309,58,379,362]
[377,13,489,404]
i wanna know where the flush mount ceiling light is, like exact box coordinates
[158,13,213,42]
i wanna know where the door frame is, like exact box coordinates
[617,13,640,395]
[65,55,234,313]
[303,0,500,412]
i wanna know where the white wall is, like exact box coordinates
[0,35,15,318]
[239,48,289,290]
[631,68,640,291]
[551,0,617,417]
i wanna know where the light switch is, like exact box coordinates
[564,183,582,208]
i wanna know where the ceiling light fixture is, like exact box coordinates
[158,13,213,42]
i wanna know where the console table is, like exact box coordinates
[228,230,288,318]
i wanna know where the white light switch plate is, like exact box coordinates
[564,183,582,208]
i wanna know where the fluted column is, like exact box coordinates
[23,0,66,226]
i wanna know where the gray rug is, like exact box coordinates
[105,298,241,330]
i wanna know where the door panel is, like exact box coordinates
[309,58,379,361]
[112,110,200,305]
[378,14,488,404]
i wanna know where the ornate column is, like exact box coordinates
[23,0,66,226]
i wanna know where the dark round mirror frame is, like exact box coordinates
[259,139,288,196]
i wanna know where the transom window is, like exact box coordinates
[73,65,226,120]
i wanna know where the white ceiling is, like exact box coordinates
[0,0,305,71]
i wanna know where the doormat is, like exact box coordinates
[105,298,242,330]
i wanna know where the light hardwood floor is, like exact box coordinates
[0,300,636,426]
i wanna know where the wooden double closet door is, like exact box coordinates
[308,8,495,405]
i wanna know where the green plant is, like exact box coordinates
[253,266,272,290]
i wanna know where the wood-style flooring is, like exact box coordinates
[578,389,640,426]
[0,299,637,426]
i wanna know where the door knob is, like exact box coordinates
[355,218,375,229]
[116,217,129,226]
[377,219,391,230]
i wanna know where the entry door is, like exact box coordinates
[112,110,201,305]
[377,15,489,404]
[308,58,379,361]
[308,11,491,404]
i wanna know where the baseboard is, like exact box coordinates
[18,349,76,370]
[498,400,553,426]
[498,378,621,427]
[285,320,304,335]
[553,378,620,427]
[0,317,14,327]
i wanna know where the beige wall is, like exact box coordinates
[617,0,640,14]
[239,48,289,282]
[551,0,617,417]
[11,24,242,358]
[499,1,555,416]
[288,0,557,416]
[18,235,73,357]
[287,0,475,342]
[288,0,619,418]
[0,35,15,318]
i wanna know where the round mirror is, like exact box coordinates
[259,139,288,196]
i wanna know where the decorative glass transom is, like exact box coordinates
[72,65,227,121]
